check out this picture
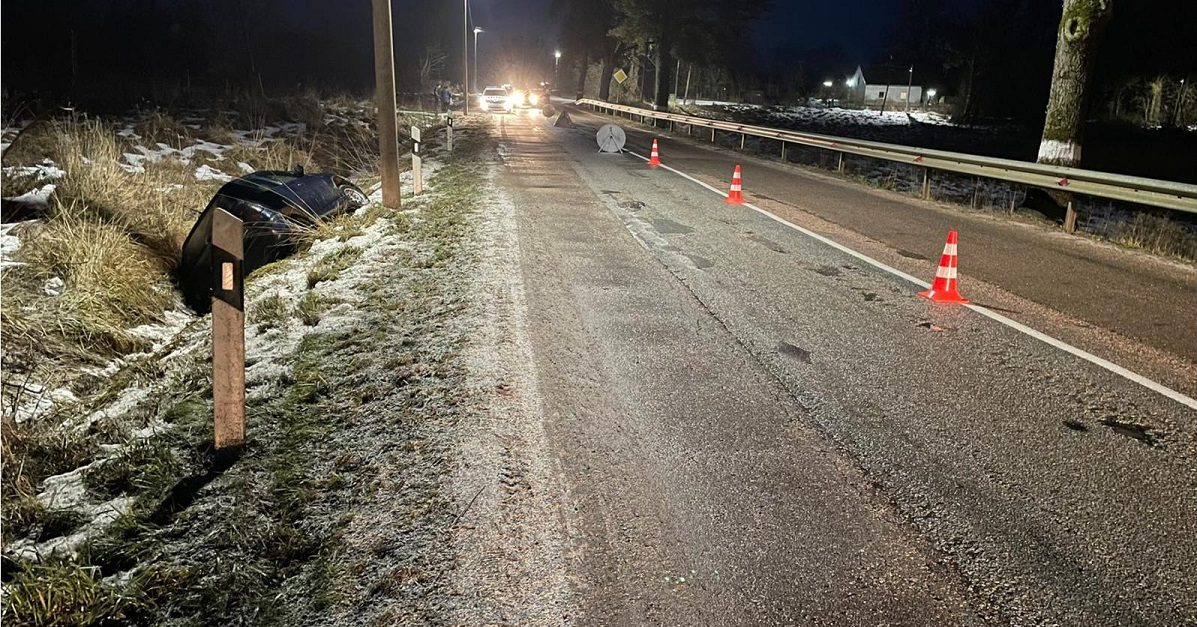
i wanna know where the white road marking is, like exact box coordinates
[626,149,1197,411]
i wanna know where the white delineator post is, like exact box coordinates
[411,125,422,196]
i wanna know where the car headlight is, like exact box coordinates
[512,90,525,103]
[529,93,539,105]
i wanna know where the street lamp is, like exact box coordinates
[822,80,833,87]
[925,88,937,110]
[905,65,913,111]
[554,50,561,90]
[473,27,483,94]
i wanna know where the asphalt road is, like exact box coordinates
[486,108,1197,625]
[570,104,1197,389]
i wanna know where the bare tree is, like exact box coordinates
[1037,0,1113,166]
[419,44,447,91]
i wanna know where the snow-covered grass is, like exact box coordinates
[1,116,484,626]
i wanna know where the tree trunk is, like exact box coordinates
[599,44,623,102]
[653,31,673,111]
[1037,0,1113,166]
[575,50,589,98]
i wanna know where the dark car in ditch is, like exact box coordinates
[177,167,368,312]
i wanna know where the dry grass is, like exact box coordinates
[51,119,210,270]
[2,121,59,165]
[1113,212,1197,261]
[5,209,175,360]
[133,111,191,147]
[223,137,313,172]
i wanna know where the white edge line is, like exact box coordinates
[627,149,1197,411]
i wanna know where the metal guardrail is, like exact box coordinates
[578,99,1197,216]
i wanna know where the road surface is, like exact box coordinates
[461,106,1197,625]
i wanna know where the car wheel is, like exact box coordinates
[338,184,369,210]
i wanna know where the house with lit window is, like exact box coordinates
[846,65,922,107]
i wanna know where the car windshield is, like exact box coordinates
[483,89,506,96]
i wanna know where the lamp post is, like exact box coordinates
[822,80,833,104]
[925,88,937,110]
[473,27,483,94]
[905,65,913,112]
[554,50,561,89]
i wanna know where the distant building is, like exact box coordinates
[846,65,922,107]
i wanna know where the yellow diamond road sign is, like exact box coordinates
[613,69,628,84]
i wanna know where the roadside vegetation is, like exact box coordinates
[2,96,475,625]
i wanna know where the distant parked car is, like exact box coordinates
[478,86,514,113]
[177,167,368,312]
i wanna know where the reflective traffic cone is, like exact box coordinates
[725,165,744,204]
[648,139,661,167]
[918,231,969,303]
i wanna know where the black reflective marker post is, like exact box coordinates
[211,208,245,452]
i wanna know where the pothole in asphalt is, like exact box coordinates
[777,341,811,363]
[897,249,930,260]
[862,292,880,302]
[814,265,842,277]
[618,200,646,210]
[1099,418,1159,448]
[651,218,693,234]
[916,321,946,332]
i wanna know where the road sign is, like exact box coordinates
[411,125,421,143]
[613,69,628,84]
[596,124,626,153]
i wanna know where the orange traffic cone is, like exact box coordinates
[725,165,744,204]
[919,231,969,303]
[648,139,661,167]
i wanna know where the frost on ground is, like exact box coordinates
[446,164,575,625]
[1,117,506,626]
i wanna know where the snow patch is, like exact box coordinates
[195,163,233,182]
[1,221,28,268]
[43,276,65,296]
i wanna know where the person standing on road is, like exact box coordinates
[433,82,444,113]
[440,84,453,112]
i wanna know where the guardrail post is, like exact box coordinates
[837,152,844,173]
[740,133,746,150]
[211,208,245,453]
[781,141,787,162]
[922,168,930,199]
[1064,195,1078,233]
[711,128,716,143]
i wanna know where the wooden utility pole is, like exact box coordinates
[463,0,470,115]
[211,209,245,452]
[372,0,401,208]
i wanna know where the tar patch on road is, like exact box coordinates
[778,341,812,363]
[744,232,788,253]
[897,248,930,261]
[651,218,694,234]
[685,254,715,269]
[1099,418,1160,448]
